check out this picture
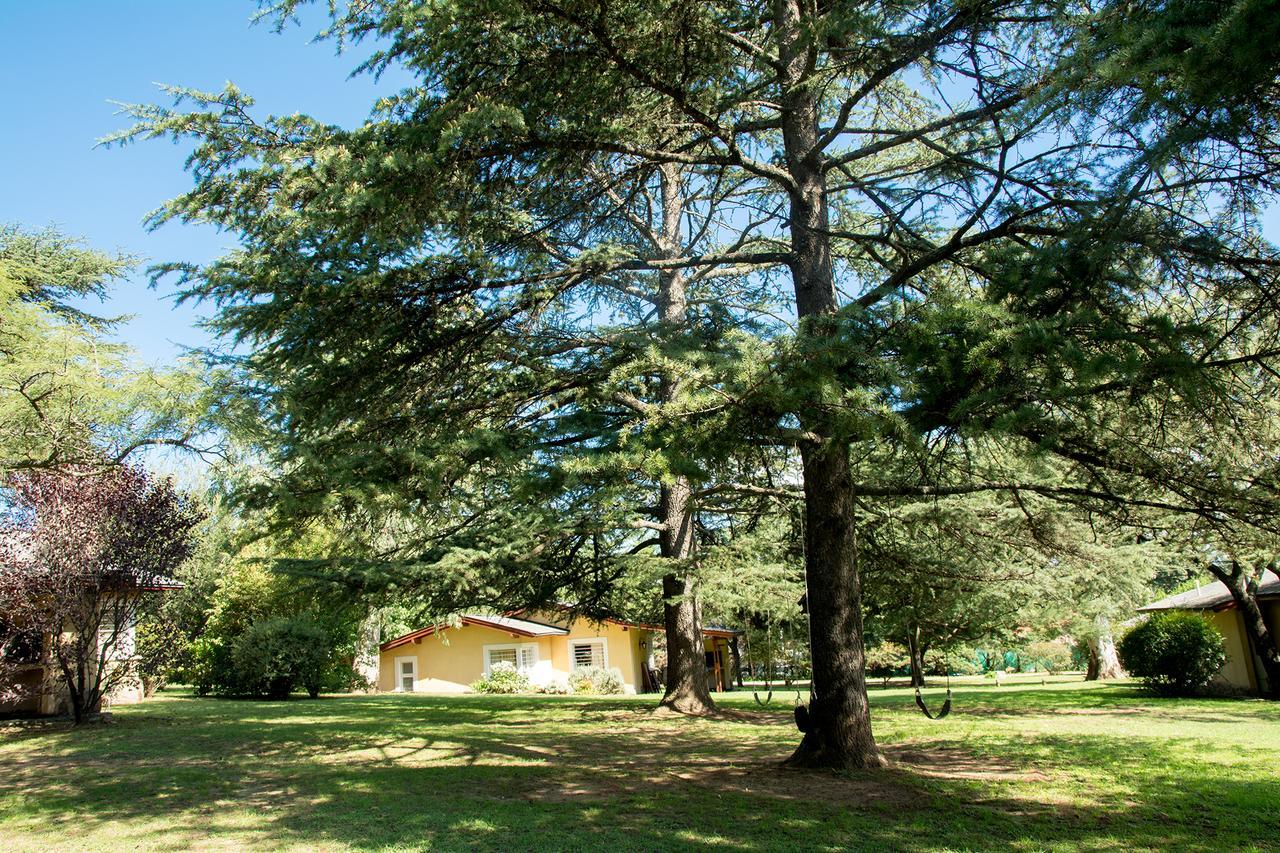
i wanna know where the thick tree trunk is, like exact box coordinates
[906,627,926,688]
[784,443,885,768]
[658,477,715,714]
[1085,616,1124,680]
[1237,596,1280,698]
[1213,562,1280,698]
[777,0,883,769]
[652,164,716,715]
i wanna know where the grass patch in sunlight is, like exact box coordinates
[1,679,1277,851]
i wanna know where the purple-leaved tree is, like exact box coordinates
[0,464,201,722]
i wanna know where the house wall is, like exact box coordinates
[377,624,558,693]
[1205,609,1257,691]
[377,617,658,694]
[1,606,144,717]
[549,619,648,693]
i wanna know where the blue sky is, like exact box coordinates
[0,1,401,365]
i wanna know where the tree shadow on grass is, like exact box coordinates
[2,692,1277,851]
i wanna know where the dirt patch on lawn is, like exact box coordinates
[524,753,922,810]
[887,743,1050,783]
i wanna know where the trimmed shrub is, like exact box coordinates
[470,661,531,694]
[1119,612,1227,696]
[568,666,624,695]
[231,617,331,699]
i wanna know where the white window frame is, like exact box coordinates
[483,642,540,675]
[97,609,136,661]
[394,656,418,692]
[568,638,609,671]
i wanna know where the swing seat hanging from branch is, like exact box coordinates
[793,691,813,732]
[914,684,953,720]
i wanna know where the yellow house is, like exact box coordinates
[377,611,740,695]
[1137,571,1280,694]
[0,599,147,717]
[1,569,181,718]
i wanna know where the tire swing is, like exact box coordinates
[915,678,953,719]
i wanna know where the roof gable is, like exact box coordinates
[1138,570,1280,612]
[380,613,569,651]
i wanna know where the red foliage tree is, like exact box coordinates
[0,464,202,722]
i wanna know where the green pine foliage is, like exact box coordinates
[105,1,1280,746]
[0,223,224,474]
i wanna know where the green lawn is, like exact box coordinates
[2,680,1277,852]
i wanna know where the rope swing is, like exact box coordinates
[753,610,775,706]
[793,508,818,734]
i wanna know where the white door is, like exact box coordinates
[397,657,417,691]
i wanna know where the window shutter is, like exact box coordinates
[572,642,604,670]
[488,648,518,670]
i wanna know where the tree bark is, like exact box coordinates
[1085,615,1124,680]
[730,635,744,688]
[658,476,715,713]
[653,163,716,715]
[1212,561,1280,698]
[354,609,382,692]
[776,0,884,769]
[907,627,926,688]
[785,443,884,767]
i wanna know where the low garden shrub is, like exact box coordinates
[1119,612,1227,696]
[471,661,531,694]
[535,677,572,694]
[568,666,623,695]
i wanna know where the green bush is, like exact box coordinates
[535,677,572,694]
[470,661,531,694]
[937,648,985,677]
[231,617,332,699]
[864,642,909,684]
[1022,641,1074,674]
[569,666,624,695]
[187,636,225,697]
[1119,612,1227,696]
[135,617,188,697]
